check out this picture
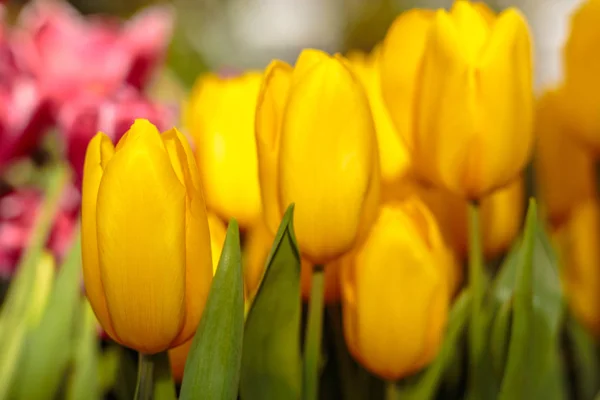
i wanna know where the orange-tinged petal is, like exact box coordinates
[536,90,596,228]
[82,132,116,339]
[243,218,273,298]
[169,338,192,383]
[279,56,379,264]
[380,9,433,149]
[208,212,227,275]
[341,200,449,380]
[256,61,293,234]
[96,122,187,354]
[187,72,263,227]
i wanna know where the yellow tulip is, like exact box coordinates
[558,199,600,336]
[341,198,453,380]
[81,119,213,354]
[347,48,411,187]
[535,90,596,228]
[256,49,380,265]
[382,1,533,199]
[185,72,263,228]
[561,0,600,152]
[169,211,226,382]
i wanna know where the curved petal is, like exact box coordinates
[96,122,187,353]
[255,61,293,234]
[81,132,116,339]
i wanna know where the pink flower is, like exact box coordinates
[0,185,79,277]
[58,87,176,186]
[12,0,174,105]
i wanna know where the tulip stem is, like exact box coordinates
[386,381,400,400]
[134,352,176,400]
[467,202,485,393]
[303,265,325,400]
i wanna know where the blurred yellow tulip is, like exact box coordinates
[561,0,600,152]
[382,1,533,199]
[256,49,380,265]
[347,48,411,187]
[81,120,213,354]
[535,90,596,228]
[341,198,453,380]
[185,72,263,228]
[558,199,600,336]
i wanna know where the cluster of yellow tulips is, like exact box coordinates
[78,0,600,395]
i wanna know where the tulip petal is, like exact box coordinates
[96,122,187,353]
[449,0,490,62]
[279,56,377,263]
[476,8,533,195]
[161,127,213,347]
[380,9,434,148]
[292,49,329,85]
[82,132,116,339]
[256,60,293,234]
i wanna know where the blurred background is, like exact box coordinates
[6,0,584,94]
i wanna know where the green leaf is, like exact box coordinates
[11,232,83,400]
[180,219,244,400]
[567,313,600,400]
[497,199,565,399]
[67,299,101,400]
[395,289,471,400]
[240,205,302,400]
[0,165,68,399]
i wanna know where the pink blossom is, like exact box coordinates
[12,0,174,105]
[0,185,79,277]
[58,87,177,186]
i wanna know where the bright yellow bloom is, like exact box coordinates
[256,49,380,264]
[382,1,533,199]
[561,0,600,152]
[81,119,213,354]
[341,198,452,380]
[347,48,411,187]
[535,90,596,228]
[169,211,226,382]
[558,199,600,336]
[185,72,263,228]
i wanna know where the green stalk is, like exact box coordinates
[467,202,484,392]
[386,381,399,400]
[134,352,176,400]
[303,265,325,400]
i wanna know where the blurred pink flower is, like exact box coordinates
[0,8,51,170]
[0,184,79,277]
[12,0,174,105]
[58,87,177,185]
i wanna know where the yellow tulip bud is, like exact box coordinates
[561,0,600,151]
[82,119,213,354]
[535,90,596,228]
[383,1,533,199]
[558,199,600,336]
[341,198,452,380]
[185,72,263,228]
[256,49,380,265]
[347,48,411,187]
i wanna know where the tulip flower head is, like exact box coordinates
[185,72,263,229]
[381,1,533,199]
[81,119,213,354]
[341,197,453,380]
[256,49,380,265]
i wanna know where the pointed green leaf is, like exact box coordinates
[498,199,565,399]
[67,299,101,400]
[11,232,83,400]
[180,219,244,400]
[240,204,302,400]
[395,290,471,400]
[567,312,600,399]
